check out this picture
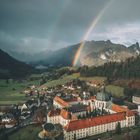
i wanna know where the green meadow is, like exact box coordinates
[0,79,40,105]
[9,125,42,140]
[106,85,124,97]
[41,73,106,88]
[0,72,124,105]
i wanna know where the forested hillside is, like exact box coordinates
[80,55,140,79]
[0,49,37,79]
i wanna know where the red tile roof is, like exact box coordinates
[64,112,126,132]
[48,109,61,117]
[54,96,69,107]
[112,104,134,117]
[60,109,78,120]
[112,104,126,112]
[126,110,135,117]
[60,109,71,120]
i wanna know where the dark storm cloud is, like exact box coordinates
[0,0,140,53]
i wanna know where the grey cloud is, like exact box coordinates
[0,0,140,54]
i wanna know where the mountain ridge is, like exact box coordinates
[38,40,140,66]
[1,40,139,67]
[0,48,36,79]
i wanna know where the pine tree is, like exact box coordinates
[115,122,121,135]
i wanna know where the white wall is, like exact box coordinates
[64,118,135,140]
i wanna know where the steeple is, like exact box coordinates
[96,86,110,101]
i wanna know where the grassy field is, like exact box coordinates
[68,73,106,83]
[0,73,106,104]
[0,79,40,105]
[40,73,106,88]
[106,85,124,97]
[0,72,124,104]
[9,125,42,140]
[80,76,106,83]
[40,73,79,88]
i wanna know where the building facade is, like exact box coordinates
[48,92,135,140]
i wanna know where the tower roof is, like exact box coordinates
[96,90,110,101]
[60,109,71,120]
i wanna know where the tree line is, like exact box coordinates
[80,55,140,80]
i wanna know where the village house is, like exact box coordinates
[1,113,17,128]
[86,80,102,87]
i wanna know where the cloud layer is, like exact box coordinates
[0,0,140,53]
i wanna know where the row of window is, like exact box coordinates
[67,120,131,139]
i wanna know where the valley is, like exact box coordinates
[1,0,140,139]
[0,59,140,140]
[0,43,140,140]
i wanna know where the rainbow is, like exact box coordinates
[72,0,113,66]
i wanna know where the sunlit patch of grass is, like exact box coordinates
[106,85,124,97]
[0,79,40,104]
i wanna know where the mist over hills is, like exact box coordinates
[1,40,140,67]
[7,50,52,62]
[33,40,140,66]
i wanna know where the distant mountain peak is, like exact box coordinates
[36,40,139,67]
[135,42,139,48]
[128,42,140,52]
[106,40,112,44]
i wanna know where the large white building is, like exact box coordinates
[63,111,134,140]
[48,91,135,140]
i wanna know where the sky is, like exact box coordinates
[0,0,140,54]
